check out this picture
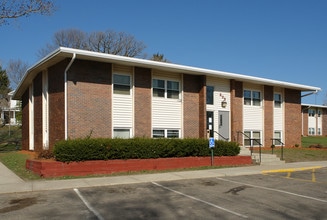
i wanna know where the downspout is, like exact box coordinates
[301,90,318,98]
[64,53,76,140]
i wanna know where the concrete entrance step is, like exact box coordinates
[252,153,285,165]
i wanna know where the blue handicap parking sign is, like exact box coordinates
[209,138,215,148]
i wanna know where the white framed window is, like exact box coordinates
[308,127,315,135]
[113,128,131,138]
[274,93,282,108]
[206,86,214,105]
[308,109,315,117]
[152,79,180,99]
[318,110,321,117]
[244,90,261,106]
[273,131,282,146]
[244,130,261,146]
[113,74,131,95]
[153,129,180,138]
[318,128,321,135]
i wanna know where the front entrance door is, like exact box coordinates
[206,111,214,138]
[218,111,229,140]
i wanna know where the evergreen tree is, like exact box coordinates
[0,65,11,124]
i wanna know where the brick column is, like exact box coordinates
[284,89,301,146]
[21,89,29,151]
[322,108,327,136]
[264,85,274,147]
[134,67,152,137]
[230,80,243,144]
[183,74,206,138]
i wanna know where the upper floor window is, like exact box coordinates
[113,74,130,95]
[244,90,261,106]
[308,109,315,117]
[318,110,321,117]
[274,93,282,108]
[206,86,214,104]
[153,79,180,99]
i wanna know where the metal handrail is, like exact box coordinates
[270,138,284,160]
[214,131,229,141]
[237,131,262,164]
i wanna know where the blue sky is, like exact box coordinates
[1,0,326,104]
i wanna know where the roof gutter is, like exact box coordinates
[64,53,76,140]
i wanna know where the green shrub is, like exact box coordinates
[53,138,240,162]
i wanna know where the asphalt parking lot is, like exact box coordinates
[0,167,326,219]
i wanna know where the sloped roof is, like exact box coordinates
[13,47,321,99]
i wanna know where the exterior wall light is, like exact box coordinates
[221,101,227,108]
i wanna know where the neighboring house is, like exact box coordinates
[301,104,327,136]
[13,47,321,152]
[1,90,20,126]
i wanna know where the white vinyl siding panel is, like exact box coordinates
[152,99,181,129]
[243,84,263,130]
[113,95,133,128]
[206,77,230,139]
[273,107,283,131]
[308,116,316,129]
[112,64,133,130]
[152,70,182,129]
[243,105,263,130]
[113,64,133,73]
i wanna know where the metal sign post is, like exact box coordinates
[209,138,215,166]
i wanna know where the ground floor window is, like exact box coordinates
[114,128,131,138]
[244,130,261,146]
[273,131,282,146]
[153,129,180,138]
[308,127,315,135]
[318,128,321,135]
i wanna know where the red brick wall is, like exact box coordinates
[33,73,43,152]
[230,80,243,144]
[264,86,274,147]
[67,59,112,139]
[301,106,309,136]
[284,89,301,146]
[183,74,206,138]
[21,89,29,151]
[48,60,67,150]
[134,67,152,137]
[322,108,327,136]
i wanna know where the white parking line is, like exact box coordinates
[74,188,104,220]
[152,182,248,219]
[216,178,327,203]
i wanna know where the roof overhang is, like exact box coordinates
[13,47,322,99]
[301,103,327,109]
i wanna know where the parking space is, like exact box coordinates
[0,168,326,219]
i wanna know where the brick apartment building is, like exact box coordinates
[13,47,321,152]
[302,104,327,136]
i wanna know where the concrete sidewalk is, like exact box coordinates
[0,161,326,194]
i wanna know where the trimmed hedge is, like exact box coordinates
[53,138,240,162]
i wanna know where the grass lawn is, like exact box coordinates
[301,136,327,148]
[257,147,327,163]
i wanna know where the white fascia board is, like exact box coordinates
[60,47,321,92]
[13,47,321,99]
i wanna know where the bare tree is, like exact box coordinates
[0,0,55,26]
[150,53,169,62]
[38,29,146,58]
[6,59,29,89]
